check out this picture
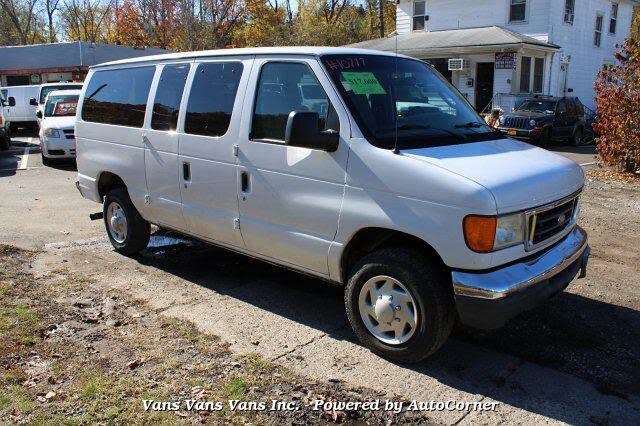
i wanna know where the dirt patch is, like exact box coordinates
[0,245,434,424]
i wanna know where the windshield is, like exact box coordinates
[321,54,501,149]
[516,100,557,114]
[45,94,79,117]
[40,85,83,104]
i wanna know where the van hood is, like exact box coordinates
[403,138,584,213]
[42,116,76,129]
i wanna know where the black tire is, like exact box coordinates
[345,248,455,363]
[103,188,150,256]
[539,128,552,148]
[0,136,8,151]
[41,151,51,166]
[572,127,583,147]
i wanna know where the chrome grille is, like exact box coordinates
[526,193,580,250]
[503,117,529,129]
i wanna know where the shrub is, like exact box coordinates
[594,38,640,174]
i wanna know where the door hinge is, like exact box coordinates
[233,218,240,230]
[233,144,239,157]
[144,194,151,205]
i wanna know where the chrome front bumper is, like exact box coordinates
[452,226,589,329]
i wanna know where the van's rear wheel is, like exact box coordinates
[345,248,455,363]
[103,188,150,255]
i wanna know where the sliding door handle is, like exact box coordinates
[240,171,250,193]
[183,162,191,187]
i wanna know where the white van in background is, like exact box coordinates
[0,94,9,150]
[31,82,84,127]
[75,47,590,362]
[38,89,81,165]
[3,85,40,131]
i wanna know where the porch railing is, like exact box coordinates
[480,93,535,115]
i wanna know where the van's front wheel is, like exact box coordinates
[103,188,150,255]
[345,248,455,363]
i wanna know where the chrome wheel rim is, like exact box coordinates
[358,275,419,345]
[106,202,128,244]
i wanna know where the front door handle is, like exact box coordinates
[183,162,191,187]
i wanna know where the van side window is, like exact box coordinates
[82,67,155,127]
[251,62,338,142]
[184,62,243,137]
[151,64,190,131]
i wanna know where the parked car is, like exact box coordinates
[497,96,586,147]
[2,85,40,132]
[30,82,84,128]
[38,89,80,166]
[0,98,9,151]
[75,48,590,362]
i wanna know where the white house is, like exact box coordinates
[350,0,637,112]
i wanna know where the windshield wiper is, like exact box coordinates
[454,121,484,129]
[377,124,468,142]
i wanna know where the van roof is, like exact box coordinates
[47,89,82,97]
[40,82,83,87]
[93,46,406,68]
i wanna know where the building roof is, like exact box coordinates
[93,46,406,68]
[0,42,170,72]
[348,26,561,55]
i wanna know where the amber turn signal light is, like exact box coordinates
[463,216,497,253]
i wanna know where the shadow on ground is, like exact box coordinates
[133,230,640,416]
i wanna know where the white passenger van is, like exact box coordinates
[2,85,40,131]
[38,89,81,165]
[76,47,590,362]
[31,82,84,127]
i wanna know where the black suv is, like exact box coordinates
[497,96,586,147]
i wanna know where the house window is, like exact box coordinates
[413,1,427,31]
[520,56,531,93]
[519,56,545,93]
[509,0,526,22]
[595,14,603,46]
[564,0,575,24]
[610,3,618,34]
[533,58,544,93]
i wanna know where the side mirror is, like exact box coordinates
[285,111,339,152]
[29,98,38,106]
[36,111,43,119]
[8,97,16,107]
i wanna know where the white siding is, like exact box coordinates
[396,0,551,35]
[397,1,413,34]
[547,0,635,109]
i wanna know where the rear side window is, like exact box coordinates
[82,67,155,127]
[184,62,243,137]
[151,64,190,131]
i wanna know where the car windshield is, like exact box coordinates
[40,85,82,104]
[45,95,79,117]
[321,54,501,149]
[517,100,557,114]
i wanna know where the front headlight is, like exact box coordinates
[499,116,506,125]
[44,128,60,138]
[464,213,525,253]
[529,119,537,127]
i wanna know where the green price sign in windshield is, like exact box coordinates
[341,72,387,95]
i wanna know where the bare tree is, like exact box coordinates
[43,0,62,42]
[0,0,40,44]
[61,0,113,42]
